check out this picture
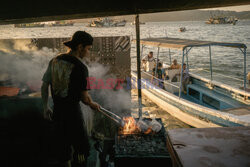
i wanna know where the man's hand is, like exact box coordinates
[90,102,101,112]
[81,91,101,112]
[43,107,53,120]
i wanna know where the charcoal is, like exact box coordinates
[115,118,169,157]
[114,118,172,167]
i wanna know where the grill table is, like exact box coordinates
[166,127,250,167]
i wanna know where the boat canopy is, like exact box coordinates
[136,37,247,50]
[135,37,248,96]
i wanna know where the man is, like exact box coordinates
[181,63,190,93]
[247,72,250,85]
[239,72,250,92]
[169,59,181,69]
[142,51,154,62]
[165,59,181,82]
[151,62,165,89]
[41,31,101,166]
[142,51,155,71]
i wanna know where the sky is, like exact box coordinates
[201,5,250,12]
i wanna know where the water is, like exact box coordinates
[0,20,249,88]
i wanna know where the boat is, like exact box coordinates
[114,19,127,27]
[131,20,145,25]
[205,16,238,25]
[50,20,74,26]
[88,18,126,27]
[179,27,186,32]
[14,23,45,28]
[131,37,249,128]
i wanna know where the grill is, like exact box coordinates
[114,118,172,167]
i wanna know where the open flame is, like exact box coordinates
[121,117,161,135]
[121,117,155,135]
[121,117,138,134]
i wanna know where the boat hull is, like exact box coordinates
[131,71,248,127]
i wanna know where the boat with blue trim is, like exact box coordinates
[131,37,249,127]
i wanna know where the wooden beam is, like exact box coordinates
[0,0,250,24]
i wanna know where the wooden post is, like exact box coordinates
[135,14,142,118]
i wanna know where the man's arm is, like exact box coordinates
[142,55,148,62]
[168,64,173,70]
[81,90,100,111]
[41,82,52,120]
[41,59,53,119]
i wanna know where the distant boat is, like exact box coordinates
[14,23,45,28]
[87,18,126,27]
[50,21,74,26]
[131,20,145,25]
[114,20,127,27]
[87,18,112,27]
[205,16,238,25]
[179,27,186,32]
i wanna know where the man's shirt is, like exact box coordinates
[42,54,89,103]
[183,68,189,80]
[170,64,181,69]
[142,55,155,62]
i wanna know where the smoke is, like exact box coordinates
[87,61,131,115]
[0,39,131,136]
[81,60,132,136]
[0,39,57,91]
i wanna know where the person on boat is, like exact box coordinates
[165,59,181,81]
[247,72,250,85]
[169,59,181,70]
[151,62,164,89]
[142,51,155,71]
[41,31,101,166]
[181,63,190,93]
[239,72,250,91]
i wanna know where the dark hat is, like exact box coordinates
[63,31,93,49]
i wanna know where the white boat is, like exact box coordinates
[179,27,186,32]
[205,16,238,25]
[88,18,126,27]
[132,37,249,128]
[131,20,145,25]
[114,20,127,27]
